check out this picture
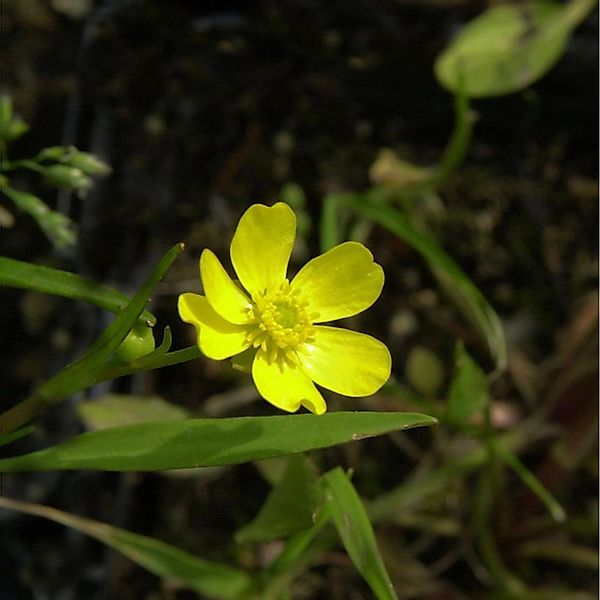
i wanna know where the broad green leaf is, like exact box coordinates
[445,342,489,426]
[342,196,506,372]
[0,256,156,325]
[78,394,190,431]
[322,468,398,600]
[0,412,437,473]
[435,0,596,98]
[236,455,322,544]
[0,496,250,600]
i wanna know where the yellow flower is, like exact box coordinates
[178,203,391,414]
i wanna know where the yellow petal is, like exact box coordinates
[230,203,296,298]
[178,293,249,360]
[290,241,384,322]
[252,349,326,414]
[298,326,391,396]
[200,249,252,324]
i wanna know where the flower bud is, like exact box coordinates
[64,151,111,176]
[115,323,156,363]
[43,164,91,193]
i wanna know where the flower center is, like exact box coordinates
[246,280,319,364]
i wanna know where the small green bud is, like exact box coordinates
[43,164,91,193]
[64,150,111,176]
[41,211,77,248]
[116,323,156,363]
[0,96,29,142]
[36,146,71,161]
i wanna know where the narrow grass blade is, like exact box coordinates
[343,197,506,372]
[0,496,250,600]
[0,255,156,325]
[322,468,398,600]
[496,443,566,523]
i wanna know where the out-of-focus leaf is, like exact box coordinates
[320,193,343,252]
[322,468,398,600]
[0,496,250,600]
[405,346,446,398]
[236,455,322,544]
[495,444,566,523]
[0,412,437,473]
[0,425,34,447]
[445,342,489,426]
[343,196,506,372]
[0,256,156,325]
[78,394,190,431]
[280,182,311,236]
[435,0,596,98]
[369,149,432,189]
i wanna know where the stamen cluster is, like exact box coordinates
[246,280,319,364]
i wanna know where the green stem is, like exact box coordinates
[0,397,45,437]
[473,406,525,594]
[0,244,185,436]
[1,158,45,173]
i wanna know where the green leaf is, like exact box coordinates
[445,342,489,426]
[434,0,596,98]
[77,394,190,431]
[322,468,398,600]
[0,245,182,437]
[369,149,432,189]
[0,412,437,473]
[0,425,34,447]
[405,346,445,398]
[236,455,322,544]
[342,196,506,372]
[319,193,343,252]
[495,444,566,523]
[0,496,250,600]
[0,256,156,325]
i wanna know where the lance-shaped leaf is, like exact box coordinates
[0,496,250,600]
[0,412,437,473]
[341,196,506,373]
[236,454,322,544]
[322,468,398,600]
[0,256,156,325]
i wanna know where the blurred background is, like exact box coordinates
[1,1,598,599]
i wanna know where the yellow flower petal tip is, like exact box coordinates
[178,202,391,413]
